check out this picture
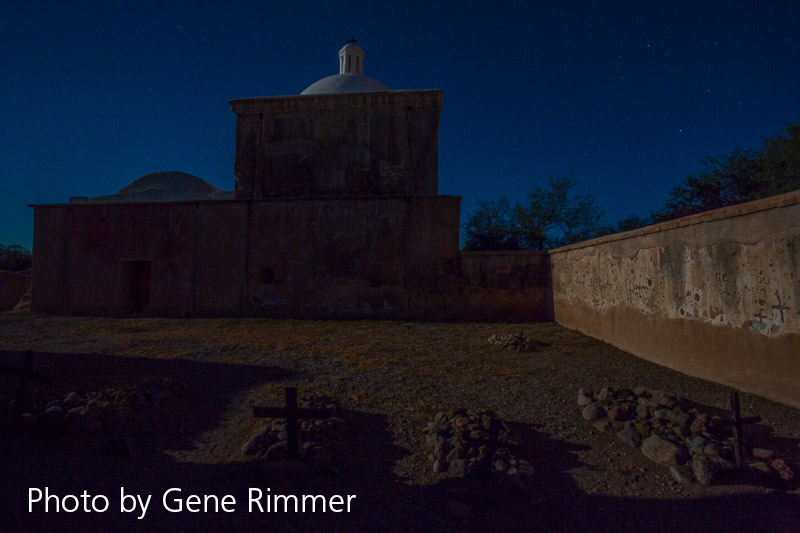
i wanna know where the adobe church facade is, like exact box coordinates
[30,42,473,318]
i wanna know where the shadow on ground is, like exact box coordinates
[1,351,798,532]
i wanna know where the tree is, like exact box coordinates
[462,176,605,251]
[0,243,32,271]
[652,123,800,223]
[462,196,522,251]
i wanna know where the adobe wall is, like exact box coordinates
[230,91,442,198]
[549,190,800,408]
[450,251,550,322]
[0,270,31,311]
[31,196,461,319]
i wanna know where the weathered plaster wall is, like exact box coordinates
[230,91,442,198]
[549,191,800,407]
[31,196,462,319]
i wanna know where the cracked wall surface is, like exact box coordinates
[550,190,800,407]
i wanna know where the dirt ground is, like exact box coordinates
[1,312,799,532]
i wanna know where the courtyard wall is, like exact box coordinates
[549,190,800,408]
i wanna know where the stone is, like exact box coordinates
[771,459,794,480]
[689,413,709,434]
[635,404,650,419]
[593,420,611,432]
[692,454,716,485]
[669,465,692,484]
[750,461,771,474]
[242,425,272,456]
[617,424,642,448]
[433,459,446,473]
[596,386,612,402]
[641,435,687,465]
[688,436,710,455]
[265,441,288,461]
[654,408,689,427]
[649,390,676,408]
[307,446,332,471]
[448,459,466,475]
[751,447,775,460]
[577,388,593,407]
[445,500,471,519]
[582,403,604,421]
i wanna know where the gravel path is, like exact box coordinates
[1,313,798,531]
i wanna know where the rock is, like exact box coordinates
[688,436,710,455]
[641,435,687,465]
[433,459,446,473]
[596,386,612,402]
[633,386,650,396]
[617,424,642,448]
[689,413,709,434]
[20,412,36,429]
[582,403,605,421]
[750,461,772,474]
[307,446,332,471]
[577,388,593,407]
[242,425,272,456]
[63,392,82,407]
[445,500,471,519]
[633,422,650,439]
[669,465,692,484]
[751,448,775,461]
[635,404,650,419]
[654,408,689,428]
[692,454,716,484]
[63,407,84,424]
[703,443,720,456]
[771,459,794,480]
[593,420,611,432]
[649,390,676,408]
[264,441,288,461]
[449,459,466,475]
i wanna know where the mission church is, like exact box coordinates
[30,41,512,319]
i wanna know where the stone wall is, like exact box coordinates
[549,190,800,408]
[230,91,442,198]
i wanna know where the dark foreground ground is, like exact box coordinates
[1,313,798,532]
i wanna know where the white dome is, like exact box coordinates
[117,171,220,195]
[301,73,390,95]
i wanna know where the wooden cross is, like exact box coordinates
[722,391,761,467]
[252,387,331,460]
[0,351,48,416]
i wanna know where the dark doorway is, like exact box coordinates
[123,260,151,314]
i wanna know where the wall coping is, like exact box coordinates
[229,90,443,115]
[549,189,800,255]
[461,250,549,257]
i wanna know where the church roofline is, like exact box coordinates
[229,89,442,115]
[29,193,462,208]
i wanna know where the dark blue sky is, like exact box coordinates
[2,1,799,248]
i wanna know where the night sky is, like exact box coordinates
[2,1,799,249]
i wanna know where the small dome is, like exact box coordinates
[301,73,390,95]
[118,171,221,195]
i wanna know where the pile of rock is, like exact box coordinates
[13,377,180,434]
[488,332,536,353]
[424,408,533,480]
[242,394,344,473]
[577,385,795,485]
